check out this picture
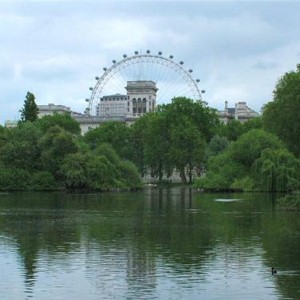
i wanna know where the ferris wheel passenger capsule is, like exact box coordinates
[134,51,138,55]
[103,67,107,71]
[180,61,184,65]
[201,90,206,93]
[89,87,93,91]
[196,79,200,83]
[169,55,173,59]
[85,98,89,102]
[123,54,127,58]
[95,76,99,80]
[189,69,193,73]
[158,51,162,55]
[112,60,116,64]
[146,50,150,54]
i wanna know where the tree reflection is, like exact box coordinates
[0,189,299,299]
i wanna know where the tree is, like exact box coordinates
[229,129,284,169]
[142,112,172,182]
[252,148,300,192]
[194,129,285,191]
[36,113,81,135]
[19,92,39,122]
[60,148,142,191]
[84,121,131,159]
[158,97,220,142]
[39,126,79,179]
[0,122,42,171]
[263,64,300,157]
[206,135,229,158]
[169,117,206,183]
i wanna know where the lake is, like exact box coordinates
[0,187,299,299]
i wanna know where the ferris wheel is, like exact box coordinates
[85,50,205,116]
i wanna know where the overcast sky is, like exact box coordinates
[1,0,299,124]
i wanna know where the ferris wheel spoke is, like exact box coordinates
[87,51,203,116]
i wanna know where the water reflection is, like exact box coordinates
[0,188,299,299]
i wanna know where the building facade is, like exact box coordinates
[38,103,71,118]
[218,101,259,124]
[96,94,128,117]
[125,81,157,116]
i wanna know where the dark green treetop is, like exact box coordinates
[19,92,39,122]
[263,64,300,157]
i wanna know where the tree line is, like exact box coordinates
[0,93,142,191]
[1,64,300,192]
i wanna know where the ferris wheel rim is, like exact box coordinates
[87,52,204,116]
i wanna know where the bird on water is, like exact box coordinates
[272,267,277,275]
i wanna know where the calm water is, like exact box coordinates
[0,188,299,300]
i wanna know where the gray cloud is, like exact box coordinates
[0,1,300,123]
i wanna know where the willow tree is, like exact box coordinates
[252,148,300,192]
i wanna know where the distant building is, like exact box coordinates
[38,103,71,118]
[96,94,128,117]
[4,120,18,128]
[15,83,258,135]
[218,101,259,124]
[125,81,157,116]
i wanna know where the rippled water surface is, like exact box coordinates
[0,188,299,299]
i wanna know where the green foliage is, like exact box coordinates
[129,116,148,175]
[142,112,172,181]
[60,150,142,191]
[263,64,300,157]
[36,113,81,135]
[218,117,262,142]
[231,176,254,191]
[220,119,244,141]
[229,129,283,169]
[158,96,220,142]
[195,129,291,191]
[194,173,230,190]
[30,171,59,190]
[169,117,206,183]
[118,160,143,189]
[252,148,300,192]
[19,92,39,122]
[39,126,79,178]
[206,135,229,158]
[195,151,247,190]
[0,167,31,190]
[84,121,131,159]
[242,117,262,132]
[94,143,121,166]
[0,122,42,171]
[130,97,216,183]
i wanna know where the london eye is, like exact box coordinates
[86,50,205,116]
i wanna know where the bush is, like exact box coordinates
[30,171,59,190]
[0,168,31,190]
[231,176,254,191]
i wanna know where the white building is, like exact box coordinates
[218,101,259,124]
[38,103,71,118]
[96,94,128,117]
[125,81,157,116]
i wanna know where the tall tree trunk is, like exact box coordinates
[180,169,187,183]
